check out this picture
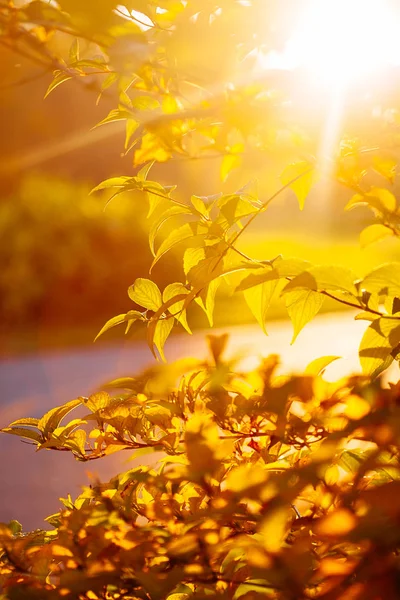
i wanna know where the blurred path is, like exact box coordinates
[1,313,398,529]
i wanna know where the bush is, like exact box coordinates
[1,2,400,600]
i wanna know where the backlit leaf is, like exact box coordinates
[38,398,82,438]
[285,289,324,343]
[128,278,162,311]
[163,283,191,334]
[153,318,174,362]
[150,222,200,271]
[360,224,393,248]
[305,355,341,376]
[361,263,400,298]
[44,70,73,99]
[280,161,316,210]
[359,317,400,377]
[284,265,358,296]
[315,509,357,537]
[243,280,277,334]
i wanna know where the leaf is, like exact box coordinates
[134,132,171,165]
[69,38,79,64]
[218,193,257,226]
[346,188,396,213]
[360,224,393,248]
[94,108,132,129]
[305,355,341,376]
[90,176,133,194]
[285,289,324,343]
[243,280,277,334]
[128,279,162,311]
[64,429,86,457]
[359,317,400,377]
[137,161,155,181]
[94,310,143,341]
[149,205,191,255]
[125,118,139,150]
[150,222,200,272]
[195,279,220,327]
[314,509,357,538]
[38,398,82,438]
[44,70,73,98]
[221,153,242,183]
[190,195,208,218]
[1,426,42,443]
[235,258,311,292]
[280,161,316,210]
[83,392,111,413]
[259,506,291,553]
[284,265,358,296]
[373,155,397,183]
[163,283,191,333]
[152,318,174,362]
[361,263,400,298]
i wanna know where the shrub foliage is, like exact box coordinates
[1,1,400,599]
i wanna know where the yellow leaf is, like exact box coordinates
[163,283,191,333]
[372,155,397,183]
[285,289,324,343]
[315,509,357,537]
[360,224,393,248]
[259,506,291,553]
[361,263,400,298]
[221,153,242,183]
[305,355,341,376]
[345,395,371,420]
[153,318,174,362]
[128,278,162,311]
[359,317,400,377]
[243,280,277,334]
[280,161,316,210]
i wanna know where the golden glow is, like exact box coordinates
[262,0,400,85]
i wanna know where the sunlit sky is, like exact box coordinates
[259,0,400,86]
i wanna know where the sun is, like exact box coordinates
[261,0,400,86]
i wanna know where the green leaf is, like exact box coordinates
[280,161,316,210]
[243,280,277,334]
[360,224,393,248]
[285,289,324,343]
[305,355,341,376]
[359,317,400,377]
[38,398,82,438]
[361,263,400,298]
[44,70,73,99]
